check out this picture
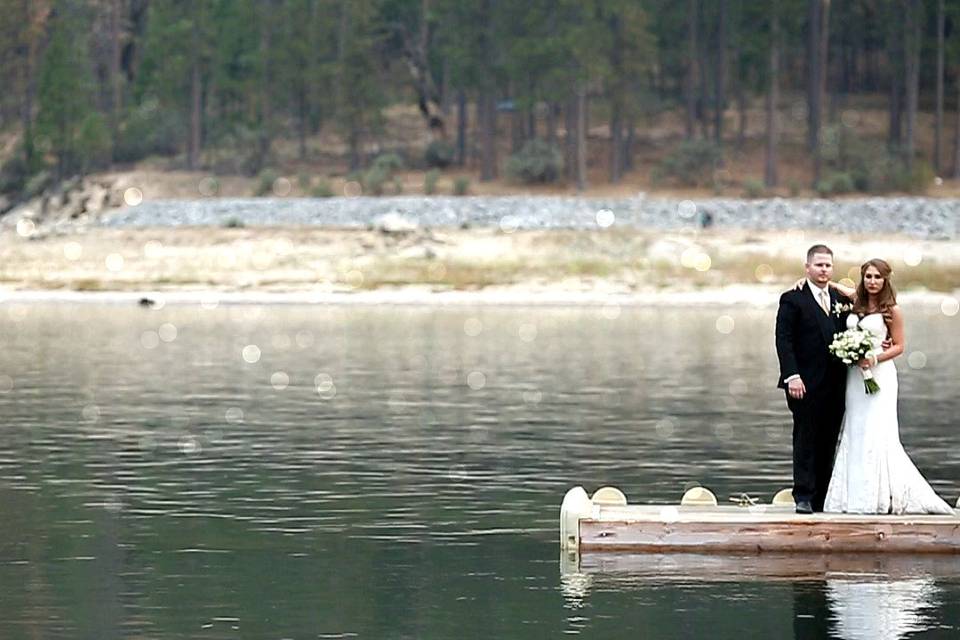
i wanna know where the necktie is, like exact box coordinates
[819,290,829,314]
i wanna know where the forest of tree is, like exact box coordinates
[1,0,960,199]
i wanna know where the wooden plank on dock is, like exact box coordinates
[581,505,960,553]
[560,487,960,554]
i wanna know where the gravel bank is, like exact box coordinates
[97,195,959,239]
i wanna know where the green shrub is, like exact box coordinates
[312,180,334,198]
[815,171,855,197]
[742,178,765,199]
[424,140,455,168]
[891,158,934,194]
[254,168,279,196]
[362,165,390,195]
[453,176,470,196]
[371,152,404,174]
[114,100,182,163]
[76,112,112,173]
[653,140,722,187]
[505,139,564,184]
[297,172,312,190]
[425,169,440,195]
[222,217,244,228]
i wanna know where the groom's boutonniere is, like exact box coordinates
[832,301,853,316]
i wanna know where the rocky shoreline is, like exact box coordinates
[1,174,958,239]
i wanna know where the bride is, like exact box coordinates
[822,259,953,515]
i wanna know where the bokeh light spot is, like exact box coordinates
[158,323,178,342]
[907,351,927,369]
[315,373,334,392]
[677,200,697,219]
[105,253,125,272]
[123,187,143,206]
[140,331,160,349]
[466,371,486,390]
[518,323,538,342]
[0,375,12,393]
[655,418,675,438]
[903,248,923,267]
[198,177,219,197]
[499,216,520,233]
[16,218,35,237]
[464,318,483,337]
[241,345,261,363]
[63,242,83,261]
[272,177,292,197]
[271,371,290,390]
[715,315,735,334]
[754,264,774,282]
[225,407,244,424]
[81,404,100,423]
[596,209,615,228]
[941,297,959,317]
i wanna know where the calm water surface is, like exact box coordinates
[1,302,959,639]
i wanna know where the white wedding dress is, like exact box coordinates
[823,313,954,515]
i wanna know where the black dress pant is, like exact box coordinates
[787,381,845,511]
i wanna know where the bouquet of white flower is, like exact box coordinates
[828,328,880,394]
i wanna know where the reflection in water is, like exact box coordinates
[826,576,940,640]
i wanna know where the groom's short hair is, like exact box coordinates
[806,244,833,262]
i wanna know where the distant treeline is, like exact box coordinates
[1,0,959,196]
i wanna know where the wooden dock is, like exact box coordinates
[561,486,960,554]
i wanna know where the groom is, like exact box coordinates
[775,244,851,514]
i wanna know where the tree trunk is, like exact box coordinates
[714,0,726,148]
[189,58,202,169]
[609,12,624,183]
[456,89,467,166]
[904,0,921,168]
[697,2,710,140]
[297,86,308,161]
[765,0,780,187]
[109,0,122,161]
[510,86,524,153]
[935,0,944,173]
[256,1,276,173]
[685,0,697,140]
[575,81,587,191]
[807,0,820,153]
[20,0,37,170]
[546,102,558,145]
[565,93,577,181]
[479,90,497,181]
[624,115,636,171]
[953,75,960,178]
[731,0,746,149]
[888,2,903,147]
[610,99,623,183]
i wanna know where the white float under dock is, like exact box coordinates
[561,486,960,554]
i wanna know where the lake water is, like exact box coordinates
[1,302,959,639]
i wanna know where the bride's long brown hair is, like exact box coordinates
[853,258,897,325]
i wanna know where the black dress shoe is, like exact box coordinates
[795,500,813,514]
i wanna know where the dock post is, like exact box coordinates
[560,486,593,551]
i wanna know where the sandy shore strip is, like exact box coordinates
[1,285,958,311]
[1,226,958,308]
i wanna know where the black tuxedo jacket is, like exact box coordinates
[775,283,852,392]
